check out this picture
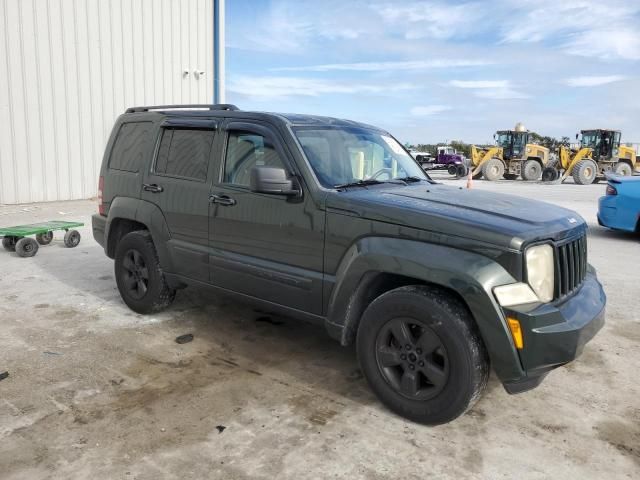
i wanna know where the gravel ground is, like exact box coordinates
[0,175,638,479]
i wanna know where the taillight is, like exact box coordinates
[98,176,105,215]
[606,184,617,196]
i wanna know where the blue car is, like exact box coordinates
[598,175,640,232]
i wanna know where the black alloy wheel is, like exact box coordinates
[375,317,449,400]
[121,249,150,300]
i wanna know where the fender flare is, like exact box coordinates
[105,197,173,271]
[325,237,525,382]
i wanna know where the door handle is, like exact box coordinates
[143,183,164,193]
[209,194,236,206]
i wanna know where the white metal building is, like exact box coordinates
[0,0,224,205]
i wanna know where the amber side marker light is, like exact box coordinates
[507,317,524,349]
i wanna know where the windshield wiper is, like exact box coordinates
[334,178,415,189]
[394,176,423,183]
[334,179,386,189]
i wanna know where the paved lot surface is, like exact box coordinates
[0,175,638,479]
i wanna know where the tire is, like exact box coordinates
[2,236,18,252]
[36,231,54,245]
[522,159,542,181]
[541,167,558,182]
[614,161,632,177]
[447,165,457,176]
[481,158,505,181]
[114,230,176,314]
[15,237,39,257]
[503,173,518,180]
[63,230,81,248]
[572,159,597,185]
[356,285,489,425]
[455,164,468,178]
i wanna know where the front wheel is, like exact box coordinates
[114,230,176,314]
[572,159,597,185]
[481,158,505,181]
[356,286,489,425]
[15,237,39,257]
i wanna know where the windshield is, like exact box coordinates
[293,126,428,188]
[439,146,455,155]
[496,133,512,148]
[581,132,599,149]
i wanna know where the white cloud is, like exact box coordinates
[564,29,640,61]
[564,75,627,87]
[410,105,452,116]
[228,76,418,99]
[272,59,492,72]
[500,0,640,60]
[448,80,529,99]
[449,80,508,89]
[379,2,485,40]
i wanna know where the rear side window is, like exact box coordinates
[109,122,153,173]
[155,129,214,181]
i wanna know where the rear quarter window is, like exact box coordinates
[108,122,153,173]
[154,128,214,181]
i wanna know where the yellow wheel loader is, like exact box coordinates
[542,129,636,185]
[470,123,550,181]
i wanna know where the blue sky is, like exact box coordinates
[226,0,640,145]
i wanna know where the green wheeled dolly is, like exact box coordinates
[0,221,84,258]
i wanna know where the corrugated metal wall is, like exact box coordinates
[0,0,215,204]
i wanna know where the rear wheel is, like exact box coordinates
[522,159,542,181]
[15,237,39,257]
[455,164,468,178]
[2,236,19,251]
[356,285,489,425]
[63,230,81,248]
[36,231,54,245]
[114,230,176,314]
[541,167,559,182]
[614,161,632,177]
[572,159,597,185]
[482,158,505,181]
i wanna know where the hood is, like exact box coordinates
[326,183,585,250]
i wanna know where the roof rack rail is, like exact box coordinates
[125,104,239,114]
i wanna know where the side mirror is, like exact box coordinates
[250,166,300,196]
[575,133,579,140]
[493,133,497,140]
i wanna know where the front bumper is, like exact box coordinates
[501,267,605,394]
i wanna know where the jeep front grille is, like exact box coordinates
[555,234,587,299]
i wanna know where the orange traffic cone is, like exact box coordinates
[466,168,473,189]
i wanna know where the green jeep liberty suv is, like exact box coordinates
[93,104,606,424]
